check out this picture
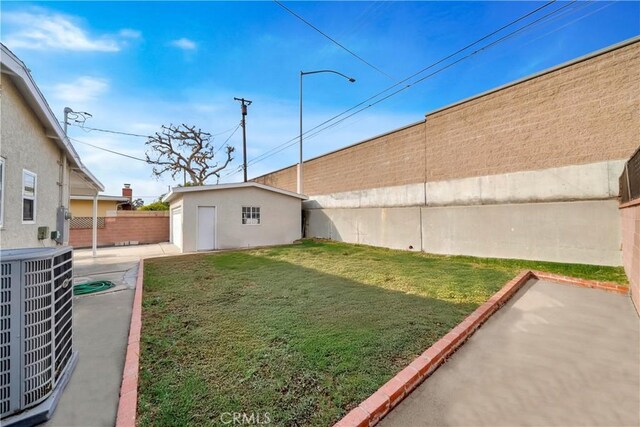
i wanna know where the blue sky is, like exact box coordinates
[1,1,638,201]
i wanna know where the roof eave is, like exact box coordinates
[1,44,104,192]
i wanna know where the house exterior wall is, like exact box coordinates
[70,199,120,217]
[176,187,302,253]
[0,76,69,248]
[255,39,639,266]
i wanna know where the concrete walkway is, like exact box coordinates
[380,279,640,427]
[44,243,179,427]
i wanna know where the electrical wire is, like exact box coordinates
[231,0,561,172]
[273,0,394,80]
[69,137,151,163]
[65,122,149,138]
[214,123,242,155]
[226,0,588,177]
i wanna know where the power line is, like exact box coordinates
[273,0,394,80]
[228,0,561,173]
[65,122,149,138]
[214,123,242,155]
[69,137,151,163]
[65,121,241,138]
[226,0,583,177]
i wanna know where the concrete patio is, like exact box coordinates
[44,243,179,427]
[380,279,640,427]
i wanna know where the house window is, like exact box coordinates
[0,158,4,226]
[242,206,260,225]
[22,170,37,223]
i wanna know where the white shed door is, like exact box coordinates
[197,206,216,251]
[171,207,183,250]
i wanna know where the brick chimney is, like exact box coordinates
[122,183,133,200]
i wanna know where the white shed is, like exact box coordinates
[162,182,307,253]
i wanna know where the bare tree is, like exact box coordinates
[145,124,235,185]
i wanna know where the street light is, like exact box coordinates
[299,69,356,194]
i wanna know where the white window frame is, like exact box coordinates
[241,206,261,225]
[22,169,37,224]
[0,158,5,227]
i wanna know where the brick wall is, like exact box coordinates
[69,211,169,248]
[254,39,640,195]
[620,201,640,313]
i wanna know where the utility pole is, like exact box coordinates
[234,97,252,182]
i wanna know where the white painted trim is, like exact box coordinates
[241,205,262,226]
[70,195,129,202]
[21,169,37,224]
[170,206,183,250]
[163,181,307,204]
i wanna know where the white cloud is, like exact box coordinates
[170,38,197,51]
[51,76,109,104]
[2,10,140,52]
[118,29,142,39]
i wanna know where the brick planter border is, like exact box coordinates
[334,270,629,427]
[115,259,144,427]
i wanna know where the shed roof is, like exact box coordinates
[162,182,307,204]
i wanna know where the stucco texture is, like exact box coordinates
[0,76,68,248]
[171,187,302,253]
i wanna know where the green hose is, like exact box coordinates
[73,280,116,296]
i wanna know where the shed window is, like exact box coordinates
[242,206,260,225]
[23,170,37,223]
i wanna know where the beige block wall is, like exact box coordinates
[0,76,68,248]
[254,40,640,196]
[255,122,426,195]
[175,187,302,253]
[426,42,640,181]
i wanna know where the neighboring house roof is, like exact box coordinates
[163,182,308,203]
[71,195,130,202]
[0,43,104,192]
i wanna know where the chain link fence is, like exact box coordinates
[620,147,640,204]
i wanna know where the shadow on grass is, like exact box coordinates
[139,250,488,427]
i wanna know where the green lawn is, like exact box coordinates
[138,239,626,426]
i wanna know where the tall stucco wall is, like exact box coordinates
[307,200,621,266]
[254,40,639,195]
[0,76,68,248]
[620,202,640,312]
[177,187,302,253]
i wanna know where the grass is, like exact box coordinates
[138,239,626,426]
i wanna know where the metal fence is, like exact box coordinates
[70,217,105,229]
[620,147,640,204]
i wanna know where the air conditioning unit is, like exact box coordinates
[1,247,78,426]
